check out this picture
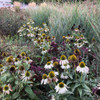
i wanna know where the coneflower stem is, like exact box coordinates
[80,72,82,81]
[74,64,77,79]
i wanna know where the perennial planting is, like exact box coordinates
[0,18,100,100]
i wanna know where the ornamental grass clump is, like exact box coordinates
[0,8,28,36]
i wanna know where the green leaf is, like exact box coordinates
[78,88,82,97]
[0,73,10,82]
[26,81,33,84]
[82,84,91,93]
[40,55,45,64]
[25,86,40,100]
[68,74,73,79]
[12,92,19,99]
[72,84,80,92]
[82,74,86,82]
[15,80,19,85]
[23,63,30,70]
[18,83,24,93]
[7,77,14,82]
[66,80,72,85]
[63,98,67,100]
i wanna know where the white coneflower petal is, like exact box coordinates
[41,48,48,55]
[41,74,48,84]
[61,63,70,69]
[44,61,53,69]
[60,55,69,65]
[61,73,68,79]
[76,62,89,74]
[15,61,21,65]
[25,57,32,64]
[41,50,48,55]
[14,58,21,65]
[3,84,12,94]
[50,95,56,100]
[55,82,68,94]
[58,87,67,94]
[54,72,59,76]
[21,71,32,82]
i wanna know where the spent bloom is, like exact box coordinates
[53,61,59,67]
[0,64,3,68]
[6,56,13,63]
[10,65,16,72]
[74,49,81,56]
[20,52,26,57]
[68,54,77,63]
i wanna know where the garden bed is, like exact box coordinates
[0,1,100,100]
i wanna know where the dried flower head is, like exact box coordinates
[20,52,26,57]
[10,65,16,72]
[49,71,55,79]
[92,37,96,42]
[2,52,7,57]
[70,55,77,62]
[60,55,66,60]
[6,57,13,63]
[14,58,19,62]
[53,61,59,67]
[25,57,30,61]
[42,33,46,38]
[19,66,25,71]
[74,49,81,56]
[0,86,3,93]
[0,64,3,68]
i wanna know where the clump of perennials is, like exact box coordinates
[16,22,98,100]
[0,52,45,99]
